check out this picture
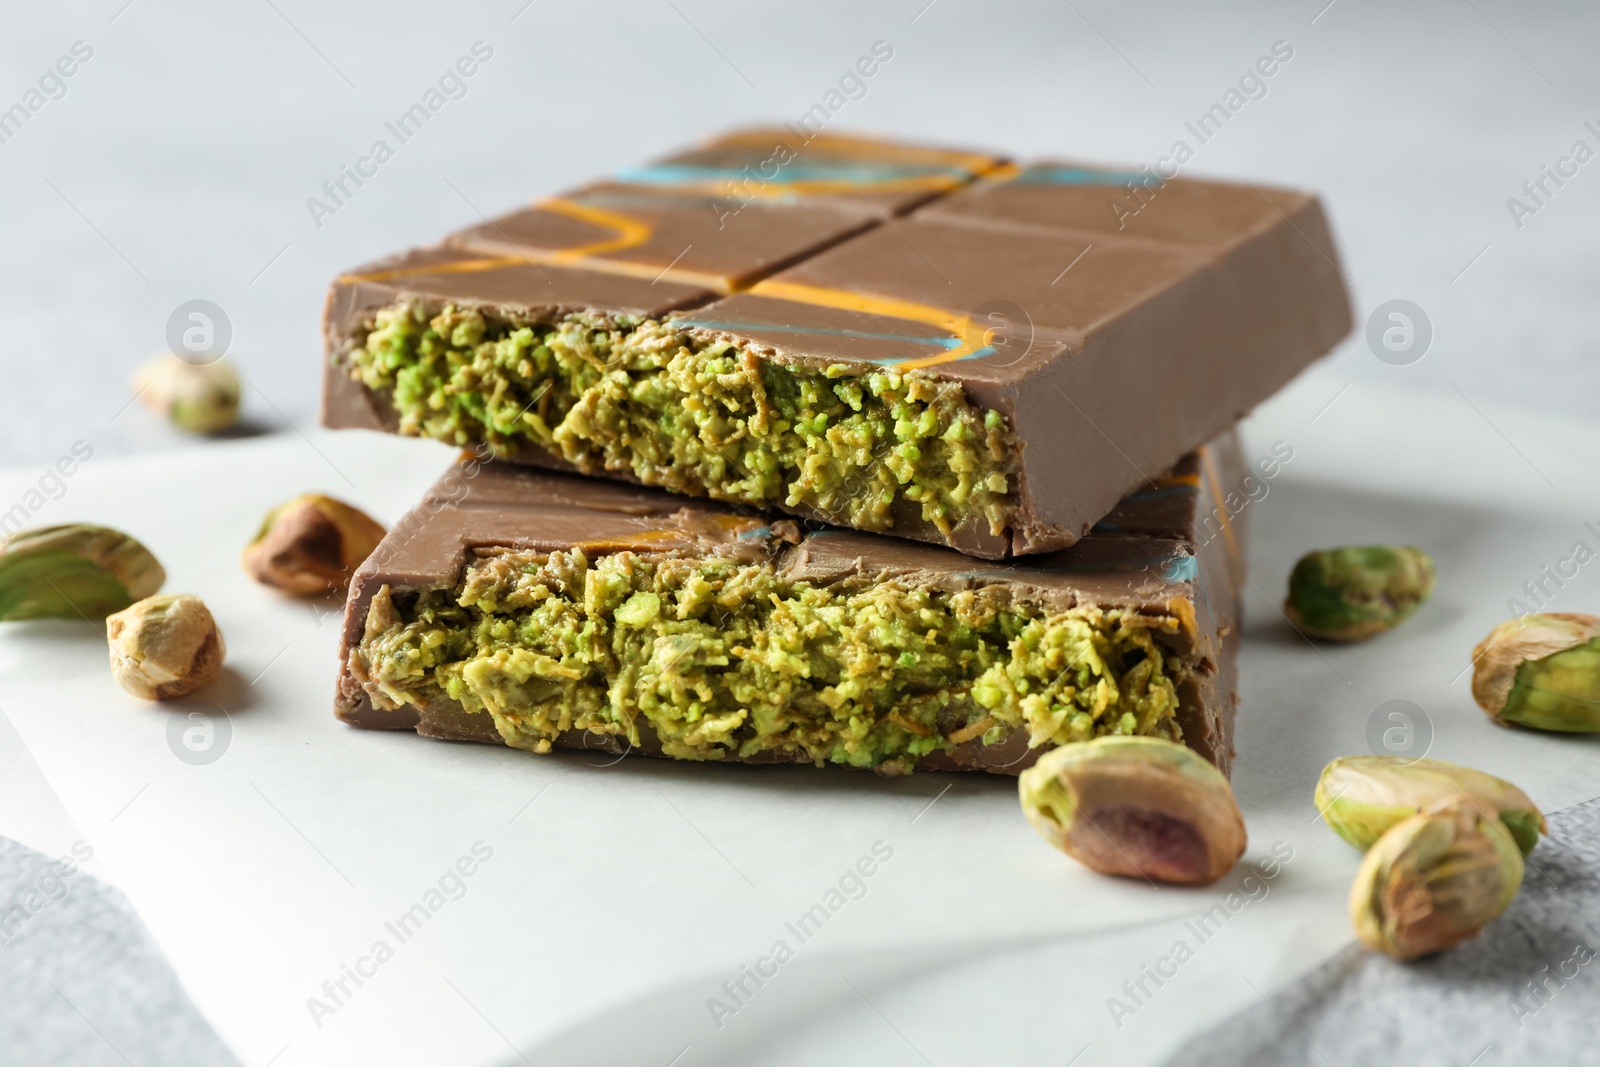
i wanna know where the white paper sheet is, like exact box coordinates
[4,366,1598,1067]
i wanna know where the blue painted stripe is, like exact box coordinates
[1161,556,1199,583]
[674,317,997,363]
[1010,165,1158,187]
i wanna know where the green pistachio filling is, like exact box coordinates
[341,303,1017,538]
[355,547,1186,771]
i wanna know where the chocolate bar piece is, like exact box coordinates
[323,130,1347,558]
[335,432,1248,776]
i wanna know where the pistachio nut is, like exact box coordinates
[106,593,225,700]
[132,354,241,434]
[241,494,387,595]
[1471,613,1600,732]
[0,524,165,621]
[1315,755,1545,856]
[1285,545,1435,642]
[1019,736,1246,885]
[1349,800,1523,960]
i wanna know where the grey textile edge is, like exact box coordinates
[0,836,242,1067]
[1161,795,1600,1067]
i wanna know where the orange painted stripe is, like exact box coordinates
[645,174,966,199]
[343,197,749,294]
[745,280,993,368]
[705,129,1003,175]
[532,197,654,261]
[341,254,532,285]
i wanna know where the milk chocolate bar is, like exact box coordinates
[335,432,1248,776]
[323,129,1348,558]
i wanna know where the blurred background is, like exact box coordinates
[2,0,1596,467]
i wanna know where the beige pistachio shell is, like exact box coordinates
[106,594,225,700]
[1019,736,1246,885]
[0,524,165,621]
[241,494,386,595]
[1471,613,1600,715]
[1315,755,1545,856]
[1471,613,1600,732]
[132,354,241,434]
[1349,800,1523,960]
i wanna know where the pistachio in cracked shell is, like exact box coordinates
[132,354,241,434]
[1471,613,1600,732]
[1018,736,1246,885]
[106,594,225,700]
[241,494,386,595]
[1315,755,1546,856]
[1285,545,1435,642]
[1350,800,1523,960]
[0,524,165,621]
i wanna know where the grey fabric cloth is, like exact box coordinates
[1163,797,1600,1066]
[0,837,239,1067]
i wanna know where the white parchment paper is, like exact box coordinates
[3,366,1598,1067]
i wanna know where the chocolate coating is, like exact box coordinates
[335,431,1249,776]
[622,126,1008,215]
[442,184,878,295]
[322,131,1349,558]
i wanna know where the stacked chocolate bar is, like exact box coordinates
[322,129,1351,777]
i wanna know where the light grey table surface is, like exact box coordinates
[2,1,1598,1063]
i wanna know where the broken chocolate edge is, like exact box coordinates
[332,434,1246,777]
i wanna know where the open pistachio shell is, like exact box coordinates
[1019,736,1245,886]
[1472,614,1600,733]
[0,524,165,621]
[241,494,386,595]
[1350,800,1523,960]
[1315,755,1545,856]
